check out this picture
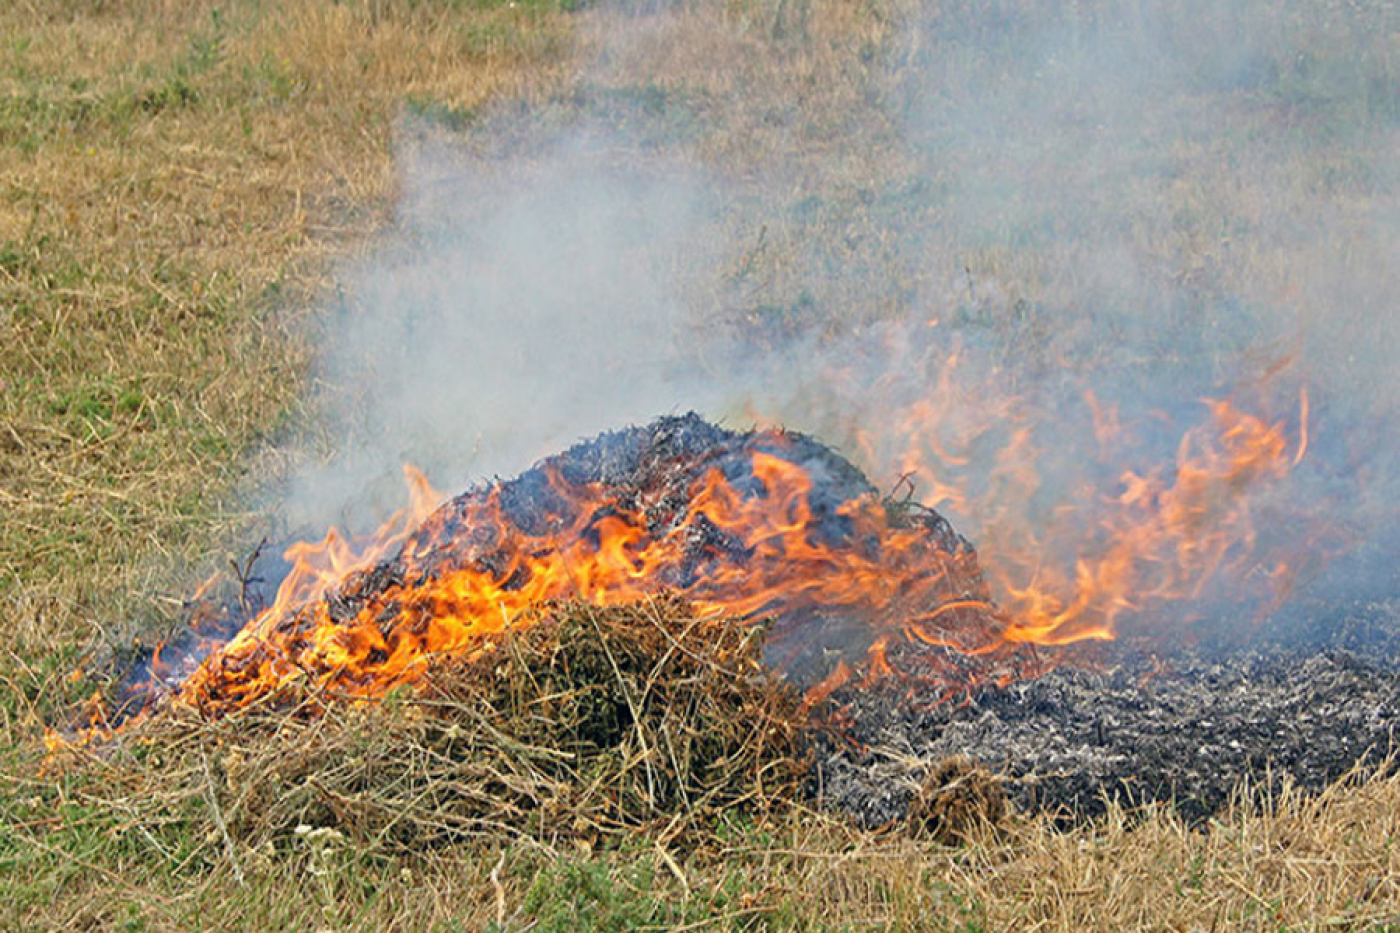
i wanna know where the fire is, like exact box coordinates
[263,463,443,620]
[169,425,1002,718]
[850,348,1309,650]
[81,363,1305,732]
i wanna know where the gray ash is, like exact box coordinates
[814,604,1400,826]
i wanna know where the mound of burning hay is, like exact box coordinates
[61,414,1016,849]
[64,413,1400,839]
[150,413,1011,718]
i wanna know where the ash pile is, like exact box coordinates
[815,606,1400,826]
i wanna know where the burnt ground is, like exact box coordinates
[815,596,1400,826]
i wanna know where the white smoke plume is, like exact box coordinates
[273,0,1398,633]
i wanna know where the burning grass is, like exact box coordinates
[47,598,810,857]
[113,413,1009,728]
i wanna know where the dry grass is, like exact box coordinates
[16,598,1400,931]
[0,0,573,660]
[14,731,1400,929]
[46,599,807,857]
[3,0,1399,929]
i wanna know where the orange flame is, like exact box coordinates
[261,464,443,621]
[852,359,1308,650]
[174,444,1001,717]
[87,364,1305,731]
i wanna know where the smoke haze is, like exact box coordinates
[278,0,1398,633]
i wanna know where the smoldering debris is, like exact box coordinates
[816,621,1400,826]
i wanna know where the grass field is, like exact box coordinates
[3,0,1399,929]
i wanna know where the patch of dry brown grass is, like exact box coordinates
[49,599,806,855]
[728,766,1400,932]
[16,732,1400,929]
[0,0,574,661]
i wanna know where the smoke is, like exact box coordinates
[278,0,1398,631]
[279,129,728,528]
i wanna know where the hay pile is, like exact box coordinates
[168,413,1004,716]
[65,597,811,860]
